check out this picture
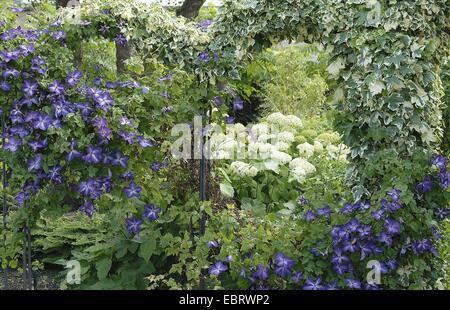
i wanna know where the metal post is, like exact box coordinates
[2,111,8,290]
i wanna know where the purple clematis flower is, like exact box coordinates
[304,210,316,222]
[439,171,450,190]
[23,80,38,97]
[33,113,53,131]
[150,161,163,172]
[17,191,28,206]
[28,138,48,152]
[114,33,127,47]
[317,206,331,218]
[123,181,141,199]
[126,216,143,234]
[388,189,401,202]
[298,195,308,205]
[207,240,220,248]
[28,154,43,171]
[118,131,135,144]
[137,136,154,148]
[303,277,325,290]
[208,261,228,276]
[31,56,47,74]
[3,67,20,78]
[199,51,210,62]
[48,80,65,95]
[3,136,22,153]
[79,200,96,218]
[416,175,433,193]
[371,207,385,221]
[383,218,401,235]
[66,70,83,87]
[253,264,269,281]
[378,231,393,246]
[82,144,103,164]
[345,279,361,289]
[431,155,448,171]
[110,150,129,168]
[48,165,63,184]
[119,116,134,127]
[291,271,303,284]
[121,171,134,181]
[233,97,244,111]
[214,96,223,107]
[143,204,161,221]
[0,80,11,92]
[274,252,294,277]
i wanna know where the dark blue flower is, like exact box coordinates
[387,189,401,202]
[48,165,63,184]
[340,203,353,214]
[143,204,161,221]
[233,97,244,111]
[252,264,269,281]
[23,79,38,97]
[48,80,65,95]
[199,51,210,62]
[66,70,83,87]
[28,154,43,171]
[82,144,103,164]
[214,96,223,107]
[123,181,141,199]
[3,136,22,153]
[416,175,433,193]
[371,207,385,220]
[225,116,235,124]
[304,210,316,222]
[303,277,325,290]
[79,200,96,217]
[377,231,393,246]
[150,161,163,172]
[16,191,28,206]
[126,216,143,234]
[208,261,228,276]
[431,155,448,171]
[274,252,294,277]
[439,170,450,190]
[0,80,11,92]
[291,271,303,284]
[383,218,401,234]
[207,240,220,248]
[345,278,361,289]
[114,33,127,47]
[297,195,308,205]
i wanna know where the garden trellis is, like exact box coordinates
[0,0,449,289]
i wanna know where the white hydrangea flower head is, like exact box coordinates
[271,150,292,164]
[230,161,258,178]
[317,132,341,145]
[278,131,295,143]
[266,112,286,126]
[231,123,247,134]
[290,166,307,183]
[284,115,303,129]
[296,142,315,158]
[289,158,316,174]
[313,140,324,153]
[251,123,270,136]
[258,133,276,143]
[248,142,274,160]
[275,141,290,151]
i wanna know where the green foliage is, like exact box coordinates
[261,44,329,117]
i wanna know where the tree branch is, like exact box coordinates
[176,0,206,19]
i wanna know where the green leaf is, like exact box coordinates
[95,257,112,280]
[139,238,157,262]
[220,183,235,198]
